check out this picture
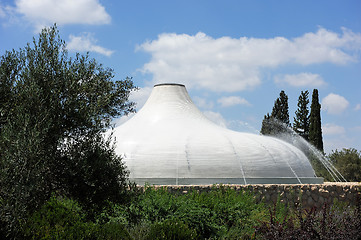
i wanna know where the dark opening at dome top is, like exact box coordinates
[154,83,185,87]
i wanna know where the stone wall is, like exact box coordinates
[139,182,360,209]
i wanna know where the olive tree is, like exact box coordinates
[0,25,137,237]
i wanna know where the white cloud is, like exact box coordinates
[227,120,260,134]
[193,96,214,109]
[66,33,114,56]
[217,96,250,107]
[0,4,21,26]
[274,72,326,87]
[0,5,5,18]
[14,0,110,30]
[354,104,361,111]
[129,86,153,110]
[322,123,345,135]
[138,28,361,92]
[323,137,349,154]
[351,126,361,132]
[322,93,349,115]
[203,111,228,128]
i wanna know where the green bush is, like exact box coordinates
[255,200,361,240]
[18,186,360,240]
[23,196,96,239]
[127,221,151,240]
[184,186,266,238]
[131,186,178,223]
[123,185,266,239]
[23,196,133,240]
[173,198,218,238]
[145,219,198,240]
[96,202,129,226]
[125,186,218,238]
[96,222,132,240]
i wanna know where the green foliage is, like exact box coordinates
[16,187,361,239]
[127,221,151,240]
[124,186,218,238]
[145,219,198,240]
[293,90,310,141]
[119,186,266,239]
[271,90,290,126]
[96,222,133,240]
[328,148,361,182]
[0,100,55,237]
[0,24,136,237]
[260,113,273,135]
[24,196,96,239]
[0,50,19,135]
[24,196,133,240]
[186,186,267,237]
[56,133,130,212]
[309,89,324,153]
[307,153,334,182]
[132,186,178,222]
[261,115,292,137]
[261,90,290,136]
[173,197,217,237]
[96,202,129,226]
[255,201,361,240]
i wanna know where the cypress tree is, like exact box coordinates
[309,89,324,152]
[260,90,290,136]
[271,90,290,126]
[293,90,310,140]
[260,113,272,135]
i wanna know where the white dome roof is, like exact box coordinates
[114,83,322,185]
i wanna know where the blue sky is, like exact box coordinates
[1,0,360,153]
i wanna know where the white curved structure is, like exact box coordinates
[114,83,323,185]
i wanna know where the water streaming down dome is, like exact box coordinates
[113,83,323,185]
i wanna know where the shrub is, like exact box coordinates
[131,186,178,223]
[23,196,96,240]
[173,198,218,238]
[23,196,134,240]
[145,218,198,240]
[255,200,361,240]
[96,202,129,226]
[124,185,267,239]
[184,185,267,238]
[96,222,132,240]
[126,186,219,238]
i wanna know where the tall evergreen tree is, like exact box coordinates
[260,113,272,135]
[271,90,290,126]
[260,90,290,135]
[293,90,310,140]
[309,89,324,152]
